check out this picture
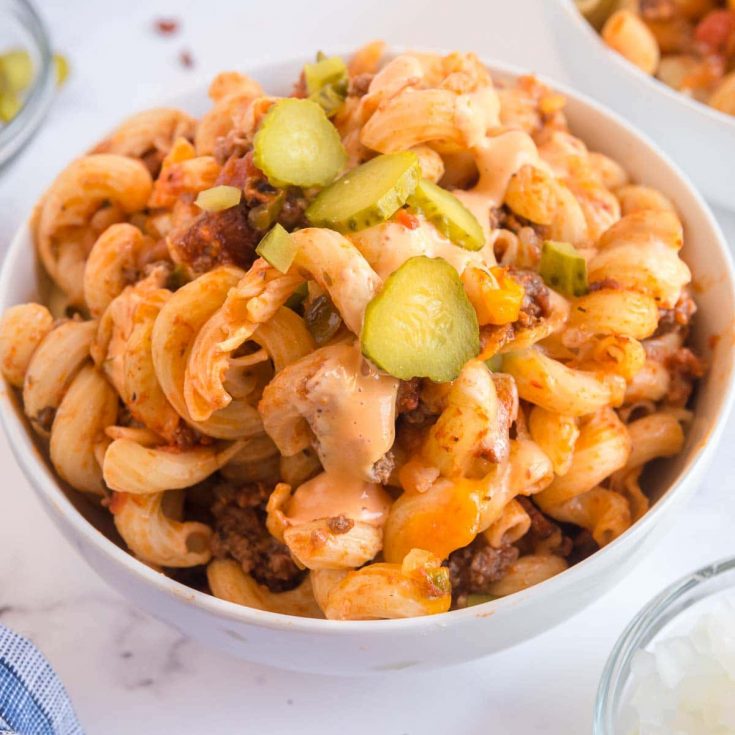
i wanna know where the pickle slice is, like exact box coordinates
[408,179,485,251]
[54,53,70,86]
[304,54,349,117]
[253,98,346,188]
[361,255,480,381]
[306,151,421,233]
[0,50,33,94]
[539,240,588,297]
[0,93,21,123]
[255,223,296,273]
[195,185,241,212]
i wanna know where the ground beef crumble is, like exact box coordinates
[168,152,307,273]
[665,347,706,407]
[655,290,698,337]
[567,529,600,566]
[508,267,551,327]
[396,379,421,414]
[447,536,519,607]
[210,483,304,592]
[517,496,573,557]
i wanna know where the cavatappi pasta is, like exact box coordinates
[0,44,705,619]
[578,0,735,116]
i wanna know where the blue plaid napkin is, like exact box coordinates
[0,623,82,735]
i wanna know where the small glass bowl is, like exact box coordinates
[595,557,735,733]
[0,0,54,168]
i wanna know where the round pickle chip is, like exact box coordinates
[253,98,347,188]
[407,178,485,251]
[305,151,421,233]
[360,255,480,382]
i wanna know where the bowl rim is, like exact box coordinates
[557,0,735,130]
[593,556,735,733]
[0,0,56,167]
[1,51,734,635]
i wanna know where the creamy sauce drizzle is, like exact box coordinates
[298,343,398,481]
[454,87,501,149]
[454,130,543,247]
[350,217,496,279]
[286,471,393,527]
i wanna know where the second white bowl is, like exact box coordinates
[551,0,735,211]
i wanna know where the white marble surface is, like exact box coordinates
[1,1,734,733]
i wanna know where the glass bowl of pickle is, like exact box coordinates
[0,0,56,168]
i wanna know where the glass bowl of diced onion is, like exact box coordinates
[0,0,55,168]
[595,557,735,734]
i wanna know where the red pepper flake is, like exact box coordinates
[708,334,721,350]
[395,209,420,230]
[154,17,179,35]
[179,49,194,69]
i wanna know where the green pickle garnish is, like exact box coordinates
[253,98,346,188]
[306,151,421,233]
[304,54,349,116]
[194,185,241,213]
[255,223,297,274]
[539,240,588,297]
[361,255,480,382]
[407,178,485,251]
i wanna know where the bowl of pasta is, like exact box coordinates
[0,44,732,675]
[552,0,735,211]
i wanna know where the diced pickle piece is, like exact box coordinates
[361,255,480,382]
[54,53,70,86]
[304,294,342,345]
[255,223,296,273]
[306,151,421,233]
[253,98,346,188]
[248,192,284,231]
[304,55,347,96]
[0,93,21,123]
[304,55,349,117]
[539,240,588,297]
[408,178,485,251]
[195,185,242,212]
[0,50,32,93]
[311,84,347,116]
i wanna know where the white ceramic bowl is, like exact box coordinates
[1,56,734,676]
[551,0,735,211]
